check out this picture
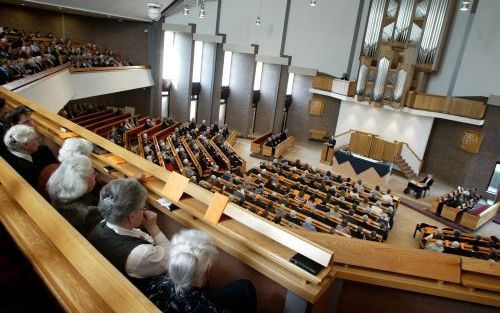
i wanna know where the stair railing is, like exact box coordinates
[333,129,354,148]
[396,141,423,176]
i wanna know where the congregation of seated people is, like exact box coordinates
[0,26,132,85]
[263,129,288,154]
[0,98,257,313]
[439,186,481,213]
[416,223,498,262]
[62,105,400,243]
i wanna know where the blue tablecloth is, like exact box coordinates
[334,150,392,177]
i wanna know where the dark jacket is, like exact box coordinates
[52,193,102,236]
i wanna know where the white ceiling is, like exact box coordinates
[12,0,176,21]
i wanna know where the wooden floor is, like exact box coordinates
[233,138,500,249]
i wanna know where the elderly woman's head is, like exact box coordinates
[58,137,93,162]
[4,124,39,154]
[168,229,218,296]
[98,178,147,226]
[47,155,95,203]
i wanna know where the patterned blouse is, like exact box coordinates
[146,276,229,313]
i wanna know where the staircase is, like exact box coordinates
[394,155,417,180]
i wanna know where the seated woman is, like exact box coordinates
[3,124,57,187]
[88,178,169,293]
[39,137,94,198]
[46,155,101,236]
[147,229,257,313]
[58,137,94,162]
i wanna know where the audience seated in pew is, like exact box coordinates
[0,25,133,84]
[146,229,257,313]
[3,124,57,188]
[416,223,499,261]
[46,155,102,236]
[88,179,170,294]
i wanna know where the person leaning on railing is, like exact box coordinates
[146,229,257,313]
[88,178,170,294]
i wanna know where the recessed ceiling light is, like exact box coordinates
[310,0,318,7]
[460,3,469,11]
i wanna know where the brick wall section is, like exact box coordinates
[286,75,341,141]
[423,106,500,192]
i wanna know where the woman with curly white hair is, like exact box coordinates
[46,155,101,236]
[38,137,94,198]
[58,137,93,162]
[146,229,257,313]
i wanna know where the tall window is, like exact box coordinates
[190,95,198,122]
[192,41,204,83]
[163,31,175,80]
[221,51,233,87]
[189,41,203,122]
[487,162,500,195]
[286,73,295,95]
[253,61,263,91]
[161,90,170,118]
[219,99,226,125]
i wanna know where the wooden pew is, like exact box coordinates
[94,114,141,137]
[123,121,150,151]
[70,109,113,123]
[167,136,184,173]
[86,113,132,131]
[226,130,239,146]
[274,136,295,158]
[251,132,272,154]
[181,138,203,177]
[77,111,117,126]
[210,140,231,170]
[196,139,217,170]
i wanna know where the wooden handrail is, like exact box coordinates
[2,64,71,91]
[333,128,353,139]
[397,141,423,162]
[69,65,151,73]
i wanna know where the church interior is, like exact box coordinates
[0,0,499,312]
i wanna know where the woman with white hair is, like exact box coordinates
[46,155,101,236]
[58,137,93,162]
[147,229,257,313]
[3,124,57,187]
[39,137,94,198]
[88,178,170,293]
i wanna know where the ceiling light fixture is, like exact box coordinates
[256,0,263,26]
[147,3,162,21]
[460,2,469,11]
[310,0,318,7]
[183,0,206,19]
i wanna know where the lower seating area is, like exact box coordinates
[415,223,499,261]
[65,105,396,242]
